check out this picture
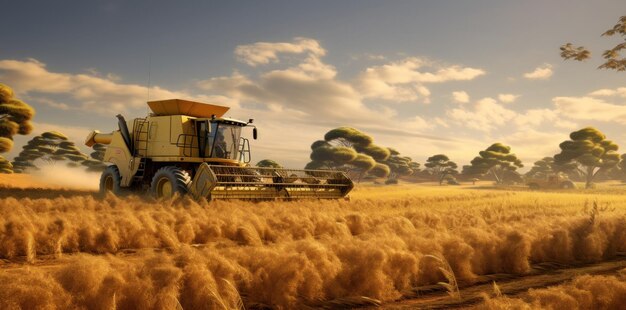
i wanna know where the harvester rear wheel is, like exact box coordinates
[100,165,122,196]
[151,166,191,199]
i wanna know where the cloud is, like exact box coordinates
[234,37,325,66]
[0,58,233,115]
[201,40,484,128]
[503,129,566,164]
[447,97,517,132]
[498,93,519,103]
[452,91,470,103]
[588,87,626,98]
[523,64,553,80]
[553,96,626,124]
[447,97,575,134]
[356,57,485,102]
[514,108,577,129]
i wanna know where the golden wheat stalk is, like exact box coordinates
[423,254,461,300]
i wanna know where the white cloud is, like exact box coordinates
[503,129,566,165]
[234,37,325,66]
[588,87,626,98]
[514,108,576,129]
[447,97,517,132]
[498,93,519,103]
[553,96,626,124]
[452,91,470,103]
[0,58,233,115]
[523,64,553,80]
[356,57,485,102]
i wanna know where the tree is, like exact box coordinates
[382,154,414,181]
[0,83,35,173]
[12,131,94,173]
[0,157,12,174]
[369,163,390,178]
[324,127,373,147]
[560,15,626,71]
[306,127,383,177]
[526,156,581,181]
[424,154,459,185]
[554,127,620,188]
[306,127,422,183]
[462,143,523,184]
[526,157,555,179]
[256,159,282,168]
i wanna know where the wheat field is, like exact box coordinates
[1,174,626,309]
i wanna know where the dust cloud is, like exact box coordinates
[30,164,100,190]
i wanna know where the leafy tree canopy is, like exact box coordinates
[256,159,282,168]
[425,154,459,185]
[0,156,12,174]
[462,143,523,184]
[554,127,619,188]
[560,15,626,71]
[0,83,35,153]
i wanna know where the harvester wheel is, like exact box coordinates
[151,166,191,199]
[100,165,122,196]
[560,181,575,189]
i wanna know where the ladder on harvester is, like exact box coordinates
[131,118,149,185]
[133,118,149,156]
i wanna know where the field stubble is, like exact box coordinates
[1,178,626,309]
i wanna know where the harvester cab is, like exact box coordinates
[85,99,353,201]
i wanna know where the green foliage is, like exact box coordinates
[425,154,459,185]
[370,163,391,178]
[0,156,13,174]
[307,127,381,175]
[324,127,373,146]
[382,154,415,180]
[350,153,377,171]
[0,137,13,153]
[0,84,14,102]
[354,144,391,161]
[560,15,626,71]
[554,127,620,188]
[308,127,421,183]
[526,157,555,178]
[256,159,282,168]
[462,143,523,184]
[12,131,99,173]
[41,131,68,141]
[0,83,35,153]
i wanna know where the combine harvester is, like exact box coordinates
[85,99,353,200]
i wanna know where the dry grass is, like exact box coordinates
[1,181,626,308]
[475,268,626,309]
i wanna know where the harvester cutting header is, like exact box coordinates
[85,99,353,200]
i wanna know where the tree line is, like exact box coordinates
[0,83,105,174]
[255,126,625,188]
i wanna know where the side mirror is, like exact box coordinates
[253,127,258,140]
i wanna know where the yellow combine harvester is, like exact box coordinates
[85,99,353,200]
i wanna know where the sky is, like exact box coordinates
[1,0,626,170]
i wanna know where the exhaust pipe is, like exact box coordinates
[116,114,133,154]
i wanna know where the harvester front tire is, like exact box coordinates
[560,181,575,189]
[100,165,122,196]
[151,166,191,199]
